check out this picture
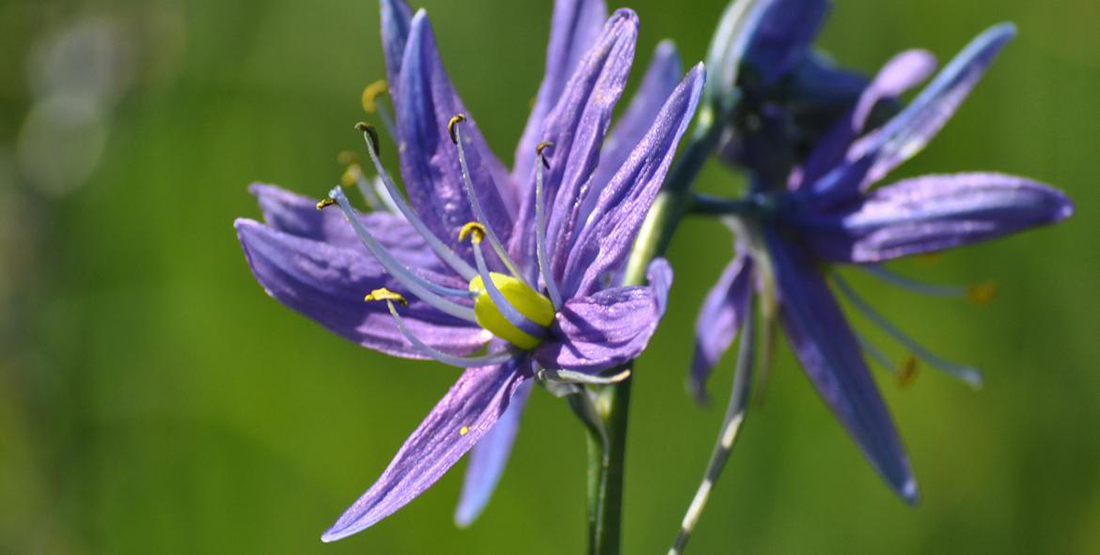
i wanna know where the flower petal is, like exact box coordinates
[853,23,1016,186]
[798,49,937,192]
[235,219,489,358]
[535,259,673,373]
[745,0,830,86]
[513,0,608,186]
[396,11,516,253]
[379,0,413,95]
[562,64,705,298]
[454,379,533,527]
[691,253,754,403]
[765,228,917,502]
[511,9,637,281]
[791,172,1075,263]
[321,362,532,542]
[578,40,683,231]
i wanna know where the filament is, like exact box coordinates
[535,142,563,309]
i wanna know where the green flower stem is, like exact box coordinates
[583,120,722,555]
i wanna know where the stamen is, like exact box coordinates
[832,273,983,388]
[337,152,380,209]
[361,80,396,138]
[898,355,920,389]
[364,287,408,306]
[316,198,337,210]
[855,331,898,374]
[449,114,527,282]
[535,142,563,309]
[462,223,551,343]
[328,186,479,323]
[355,123,478,281]
[368,295,517,368]
[862,265,966,298]
[967,282,998,305]
[536,367,631,385]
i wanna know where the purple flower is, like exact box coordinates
[692,23,1073,502]
[234,0,704,541]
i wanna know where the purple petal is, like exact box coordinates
[235,219,489,358]
[395,11,516,255]
[379,0,413,96]
[852,23,1016,186]
[578,40,683,230]
[510,9,637,282]
[248,184,438,269]
[513,0,608,186]
[798,49,937,192]
[745,0,830,85]
[792,172,1075,263]
[454,379,532,527]
[535,259,673,373]
[322,362,532,542]
[691,253,754,403]
[562,64,705,298]
[765,228,916,502]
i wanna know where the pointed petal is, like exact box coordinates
[322,363,531,542]
[578,40,683,229]
[511,9,637,280]
[248,184,438,268]
[691,253,754,402]
[379,0,414,95]
[765,228,917,502]
[396,11,515,254]
[798,49,937,192]
[563,64,705,298]
[513,0,608,185]
[235,219,489,358]
[793,173,1074,263]
[853,23,1016,186]
[454,379,533,527]
[745,0,830,85]
[535,259,673,373]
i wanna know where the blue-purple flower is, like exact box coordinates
[234,0,703,541]
[692,19,1074,502]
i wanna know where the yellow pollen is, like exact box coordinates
[898,355,919,389]
[459,426,469,437]
[967,281,998,305]
[458,222,486,244]
[316,198,337,210]
[361,79,388,114]
[448,113,466,144]
[364,288,408,306]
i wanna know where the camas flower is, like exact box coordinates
[692,22,1074,502]
[234,0,703,541]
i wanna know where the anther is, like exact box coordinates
[337,151,359,166]
[341,164,363,188]
[364,288,408,306]
[967,282,998,305]
[361,79,388,114]
[458,222,486,244]
[448,113,467,144]
[356,122,381,156]
[316,198,337,210]
[536,141,553,169]
[898,355,919,389]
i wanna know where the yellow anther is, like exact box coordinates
[448,113,466,144]
[458,222,486,244]
[967,281,998,305]
[355,122,381,156]
[898,355,919,389]
[364,288,408,306]
[459,426,469,437]
[361,79,388,114]
[337,151,359,166]
[341,164,363,187]
[316,198,337,210]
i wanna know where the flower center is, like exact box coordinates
[468,272,554,350]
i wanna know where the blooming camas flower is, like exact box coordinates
[234,0,703,541]
[693,14,1074,501]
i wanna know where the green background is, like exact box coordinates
[2,0,1097,553]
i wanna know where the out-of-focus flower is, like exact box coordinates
[234,0,703,540]
[692,23,1074,502]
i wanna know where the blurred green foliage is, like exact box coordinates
[1,0,1098,553]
